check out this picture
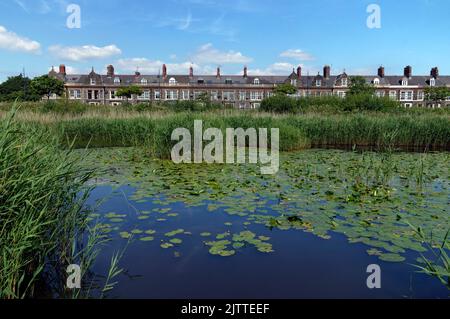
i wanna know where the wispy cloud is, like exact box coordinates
[13,0,29,13]
[0,25,41,53]
[190,43,252,65]
[49,44,122,62]
[280,49,315,61]
[157,11,197,31]
[248,62,298,76]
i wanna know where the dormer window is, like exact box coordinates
[373,78,380,86]
[197,78,204,84]
[141,78,148,84]
[430,78,436,87]
[254,78,260,85]
[114,77,120,84]
[341,78,348,86]
[402,79,408,86]
[90,78,96,85]
[225,79,233,85]
[169,77,177,85]
[291,79,297,86]
[316,80,322,87]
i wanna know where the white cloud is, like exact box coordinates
[0,25,41,53]
[191,43,252,65]
[48,44,122,62]
[248,62,298,76]
[280,49,315,61]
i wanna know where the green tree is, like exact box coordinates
[274,83,297,95]
[347,76,375,96]
[424,87,450,104]
[116,85,143,103]
[30,75,65,100]
[0,75,38,101]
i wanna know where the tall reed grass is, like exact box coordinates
[0,108,93,298]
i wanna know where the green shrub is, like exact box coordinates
[260,95,299,113]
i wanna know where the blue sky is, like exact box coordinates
[0,0,449,81]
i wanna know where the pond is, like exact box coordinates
[79,148,449,298]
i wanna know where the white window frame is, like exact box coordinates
[250,91,263,101]
[389,91,397,100]
[138,90,150,100]
[69,89,81,99]
[417,91,424,101]
[165,90,178,100]
[182,90,190,100]
[400,90,413,101]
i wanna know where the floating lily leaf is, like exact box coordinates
[169,238,183,244]
[165,229,185,237]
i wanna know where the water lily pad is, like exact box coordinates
[165,229,184,237]
[169,238,182,244]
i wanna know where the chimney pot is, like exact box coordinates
[323,65,331,79]
[189,66,194,78]
[404,65,412,79]
[243,66,248,78]
[107,65,115,77]
[217,67,221,78]
[431,67,439,78]
[297,66,302,79]
[59,64,66,75]
[377,66,385,78]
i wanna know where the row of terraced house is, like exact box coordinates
[48,64,450,108]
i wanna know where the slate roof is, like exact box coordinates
[59,68,450,87]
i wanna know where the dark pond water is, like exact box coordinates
[80,148,449,299]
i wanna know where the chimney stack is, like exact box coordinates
[216,67,221,78]
[377,66,385,78]
[431,67,439,79]
[107,65,114,77]
[297,66,302,80]
[243,66,248,78]
[162,64,167,79]
[323,65,331,79]
[189,66,194,78]
[59,64,66,76]
[404,65,412,79]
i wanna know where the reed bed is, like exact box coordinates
[0,109,94,298]
[1,107,449,157]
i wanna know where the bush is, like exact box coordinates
[343,94,399,112]
[260,94,298,113]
